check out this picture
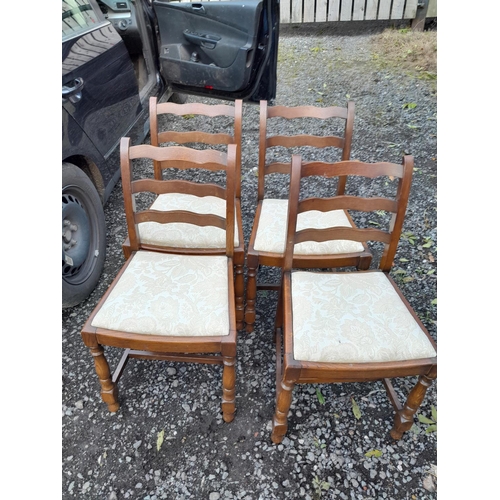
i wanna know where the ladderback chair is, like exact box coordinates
[245,100,372,332]
[270,154,437,444]
[80,140,238,423]
[122,97,245,329]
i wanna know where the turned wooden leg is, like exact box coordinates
[234,261,245,330]
[89,345,119,412]
[245,256,258,333]
[271,379,295,444]
[221,356,236,423]
[390,374,434,440]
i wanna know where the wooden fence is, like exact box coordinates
[280,0,434,24]
[175,0,437,28]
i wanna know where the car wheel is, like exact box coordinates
[62,162,106,308]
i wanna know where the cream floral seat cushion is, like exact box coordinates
[291,271,436,363]
[91,251,230,337]
[137,193,239,248]
[253,199,364,254]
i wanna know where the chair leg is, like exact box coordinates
[89,345,120,412]
[271,378,295,444]
[244,255,259,333]
[390,373,435,440]
[221,356,236,423]
[234,262,245,330]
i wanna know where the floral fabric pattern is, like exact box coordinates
[253,199,364,254]
[291,271,436,363]
[91,251,230,337]
[138,193,239,248]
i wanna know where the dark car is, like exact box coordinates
[62,0,279,308]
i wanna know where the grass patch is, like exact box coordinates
[371,28,437,83]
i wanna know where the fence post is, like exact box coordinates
[411,0,429,31]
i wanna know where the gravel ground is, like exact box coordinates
[62,22,437,499]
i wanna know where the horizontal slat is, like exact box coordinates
[156,102,235,117]
[267,135,344,148]
[128,144,227,164]
[299,195,398,213]
[157,131,233,145]
[301,160,405,179]
[128,350,224,365]
[295,226,392,244]
[265,162,292,175]
[131,179,225,198]
[135,209,226,229]
[268,105,348,119]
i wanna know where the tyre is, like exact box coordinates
[62,162,106,308]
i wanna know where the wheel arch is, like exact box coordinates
[63,155,105,204]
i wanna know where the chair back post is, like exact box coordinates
[257,100,268,201]
[282,155,303,273]
[234,99,243,199]
[149,97,162,180]
[120,137,141,252]
[380,155,414,271]
[225,144,237,259]
[337,100,355,195]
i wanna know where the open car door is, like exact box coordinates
[152,0,278,102]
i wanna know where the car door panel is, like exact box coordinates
[63,23,142,159]
[153,0,277,100]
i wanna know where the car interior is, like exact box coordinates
[97,0,159,101]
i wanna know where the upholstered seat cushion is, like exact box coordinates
[138,193,239,248]
[253,199,364,254]
[291,270,436,363]
[91,251,230,337]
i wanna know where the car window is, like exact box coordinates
[62,0,103,39]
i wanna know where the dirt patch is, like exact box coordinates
[371,28,437,84]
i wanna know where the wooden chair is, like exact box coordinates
[245,101,372,332]
[81,139,238,422]
[271,154,437,444]
[122,97,245,329]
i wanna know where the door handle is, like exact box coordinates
[62,77,84,104]
[191,4,205,13]
[184,30,220,49]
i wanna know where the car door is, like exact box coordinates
[62,0,142,160]
[152,0,278,102]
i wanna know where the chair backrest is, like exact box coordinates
[149,97,243,198]
[257,100,355,201]
[283,154,414,273]
[120,137,236,257]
